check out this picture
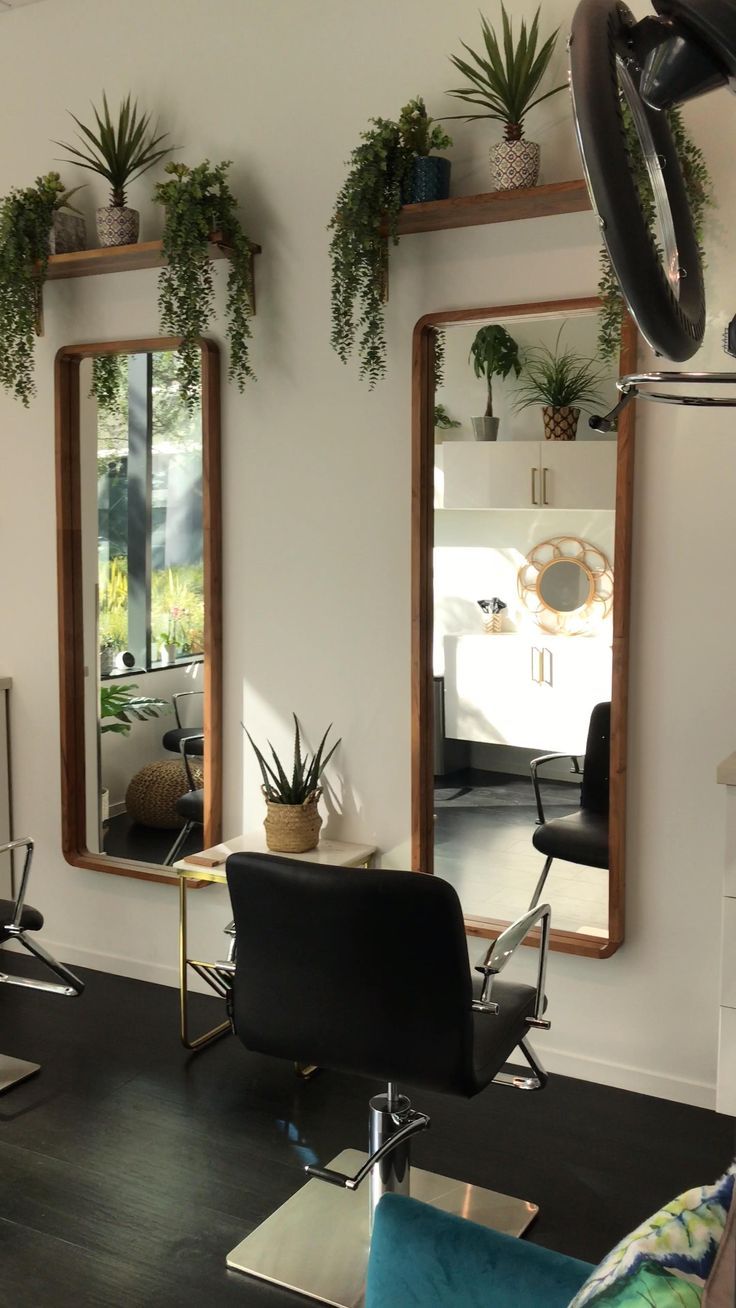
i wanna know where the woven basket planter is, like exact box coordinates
[96,205,140,247]
[482,612,503,633]
[543,405,581,441]
[490,138,540,191]
[263,789,322,853]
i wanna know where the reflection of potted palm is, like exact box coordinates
[99,683,171,822]
[469,325,521,440]
[446,6,566,191]
[514,331,606,441]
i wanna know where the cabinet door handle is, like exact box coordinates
[531,466,539,505]
[543,647,553,686]
[531,646,539,683]
[542,466,550,505]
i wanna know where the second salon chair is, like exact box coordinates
[222,853,551,1306]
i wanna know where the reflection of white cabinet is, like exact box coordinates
[442,441,617,511]
[443,633,612,755]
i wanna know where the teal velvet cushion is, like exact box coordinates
[569,1163,736,1307]
[365,1194,593,1308]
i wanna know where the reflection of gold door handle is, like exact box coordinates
[543,647,552,685]
[530,647,538,682]
[538,649,545,684]
[531,467,538,505]
[531,646,544,684]
[542,467,550,505]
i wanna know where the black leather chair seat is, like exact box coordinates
[176,788,204,822]
[471,977,537,1094]
[163,728,204,756]
[532,811,608,868]
[0,899,43,944]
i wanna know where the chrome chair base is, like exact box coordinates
[0,1053,40,1094]
[226,1148,537,1307]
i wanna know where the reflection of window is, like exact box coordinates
[97,352,204,671]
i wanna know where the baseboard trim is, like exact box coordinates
[540,1044,716,1110]
[38,940,717,1108]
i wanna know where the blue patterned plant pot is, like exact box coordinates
[403,156,451,205]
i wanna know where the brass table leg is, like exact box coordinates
[179,876,231,1051]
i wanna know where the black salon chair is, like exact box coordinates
[222,852,551,1304]
[162,689,204,759]
[164,734,205,866]
[529,701,610,910]
[0,837,84,1092]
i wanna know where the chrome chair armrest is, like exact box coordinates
[0,837,34,929]
[180,733,205,791]
[172,689,204,730]
[474,903,552,1029]
[529,753,578,825]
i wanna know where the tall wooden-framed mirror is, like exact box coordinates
[56,337,222,884]
[412,298,637,958]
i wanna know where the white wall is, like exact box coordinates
[0,0,733,1108]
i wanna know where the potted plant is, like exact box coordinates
[514,330,606,441]
[446,6,566,191]
[434,403,461,432]
[158,608,187,665]
[56,93,171,246]
[468,324,521,440]
[0,172,82,405]
[477,597,507,633]
[398,97,453,205]
[48,181,87,254]
[329,98,451,386]
[244,715,340,854]
[153,161,255,410]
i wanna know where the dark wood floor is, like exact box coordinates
[0,950,733,1307]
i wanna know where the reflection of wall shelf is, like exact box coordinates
[44,230,262,281]
[382,180,591,237]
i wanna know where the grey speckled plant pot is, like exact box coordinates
[96,205,140,247]
[49,211,86,254]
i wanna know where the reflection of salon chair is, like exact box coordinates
[223,852,552,1304]
[164,735,204,866]
[0,838,84,1092]
[162,690,204,758]
[529,701,610,910]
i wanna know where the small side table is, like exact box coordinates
[173,835,377,1052]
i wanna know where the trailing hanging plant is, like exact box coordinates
[329,98,451,386]
[153,160,255,410]
[597,104,713,358]
[0,172,79,405]
[92,353,128,414]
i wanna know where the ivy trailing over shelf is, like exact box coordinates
[597,105,713,359]
[329,99,451,387]
[0,172,80,405]
[153,160,255,409]
[91,353,128,414]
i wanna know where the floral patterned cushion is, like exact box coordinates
[568,1164,736,1306]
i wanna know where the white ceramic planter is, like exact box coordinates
[471,416,500,441]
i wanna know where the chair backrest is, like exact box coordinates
[580,701,611,815]
[226,854,475,1093]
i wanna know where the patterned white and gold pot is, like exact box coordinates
[96,205,140,247]
[490,138,540,191]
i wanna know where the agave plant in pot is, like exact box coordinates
[245,715,341,854]
[468,324,521,440]
[56,93,171,247]
[446,6,566,191]
[514,329,607,442]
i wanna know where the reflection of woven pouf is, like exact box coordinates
[126,760,203,830]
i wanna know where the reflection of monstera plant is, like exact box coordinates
[99,683,171,735]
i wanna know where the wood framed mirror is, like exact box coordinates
[412,298,637,958]
[56,337,222,884]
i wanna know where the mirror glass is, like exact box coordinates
[431,307,620,944]
[538,559,593,612]
[75,347,211,869]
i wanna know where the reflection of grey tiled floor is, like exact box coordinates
[434,801,609,937]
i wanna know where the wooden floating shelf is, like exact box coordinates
[381,178,592,237]
[44,230,262,281]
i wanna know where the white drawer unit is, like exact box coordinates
[0,679,12,897]
[716,758,736,1116]
[443,633,612,755]
[442,440,617,511]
